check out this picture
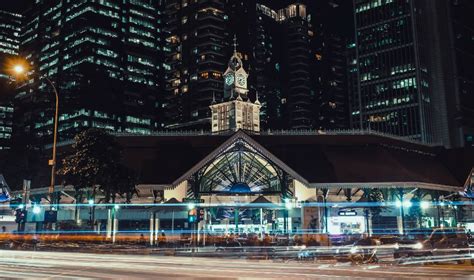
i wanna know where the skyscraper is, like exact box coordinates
[351,0,430,143]
[163,0,229,130]
[446,0,474,146]
[0,10,21,150]
[228,2,313,129]
[350,0,473,147]
[351,0,474,147]
[311,0,353,130]
[16,0,163,145]
[228,1,352,131]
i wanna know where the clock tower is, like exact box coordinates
[223,36,249,100]
[210,37,260,133]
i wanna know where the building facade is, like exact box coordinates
[446,0,474,146]
[0,10,21,150]
[16,0,163,145]
[227,1,352,131]
[350,0,474,147]
[351,0,432,143]
[163,0,229,130]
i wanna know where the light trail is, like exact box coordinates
[2,200,474,208]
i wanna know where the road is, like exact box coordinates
[0,250,473,279]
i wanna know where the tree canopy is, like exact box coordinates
[58,128,136,202]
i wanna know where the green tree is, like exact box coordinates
[408,190,431,228]
[363,188,385,235]
[58,128,135,203]
[368,188,384,218]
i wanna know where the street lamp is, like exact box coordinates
[402,200,412,208]
[32,204,41,214]
[420,201,430,210]
[9,60,60,207]
[88,199,95,229]
[13,65,25,75]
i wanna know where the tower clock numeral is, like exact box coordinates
[237,74,246,87]
[225,74,234,86]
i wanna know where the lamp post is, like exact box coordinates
[45,76,59,201]
[88,199,95,229]
[10,62,59,207]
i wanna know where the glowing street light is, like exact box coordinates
[420,201,430,209]
[187,203,195,210]
[114,204,120,210]
[402,200,412,208]
[32,205,41,214]
[396,200,412,208]
[13,64,25,75]
[88,199,94,206]
[395,200,402,208]
[9,59,60,210]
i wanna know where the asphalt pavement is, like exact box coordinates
[0,250,473,279]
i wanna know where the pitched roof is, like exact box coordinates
[170,130,309,187]
[117,131,467,188]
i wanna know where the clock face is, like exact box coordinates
[237,74,246,87]
[225,74,234,86]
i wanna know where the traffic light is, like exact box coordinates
[15,208,27,224]
[198,208,205,222]
[9,198,22,210]
[188,208,197,223]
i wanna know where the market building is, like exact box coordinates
[4,51,474,244]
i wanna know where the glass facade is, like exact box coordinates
[351,0,430,142]
[228,1,351,130]
[351,0,474,147]
[17,0,163,144]
[163,0,228,129]
[0,10,21,150]
[450,0,474,146]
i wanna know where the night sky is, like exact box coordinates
[0,1,27,13]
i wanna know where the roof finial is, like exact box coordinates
[212,91,216,104]
[255,91,261,105]
[233,34,237,54]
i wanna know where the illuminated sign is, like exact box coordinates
[338,210,357,216]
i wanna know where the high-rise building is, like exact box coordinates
[350,0,472,147]
[16,0,163,145]
[163,0,229,130]
[226,0,283,129]
[311,0,353,130]
[227,2,313,129]
[228,1,352,131]
[0,10,21,150]
[351,0,430,142]
[446,0,474,146]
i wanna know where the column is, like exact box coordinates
[149,212,155,246]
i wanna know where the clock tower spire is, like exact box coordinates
[223,36,249,100]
